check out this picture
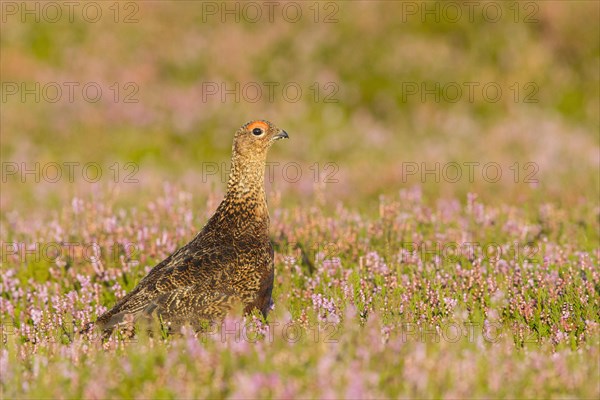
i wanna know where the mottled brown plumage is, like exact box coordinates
[94,120,288,335]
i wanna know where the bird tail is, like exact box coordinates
[78,319,116,340]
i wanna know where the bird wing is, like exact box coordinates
[95,243,236,333]
[140,285,239,331]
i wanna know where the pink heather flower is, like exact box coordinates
[55,257,67,268]
[249,315,271,337]
[443,297,458,313]
[381,325,392,343]
[399,186,422,204]
[0,349,10,384]
[341,282,353,304]
[110,282,126,299]
[345,361,367,399]
[0,296,11,315]
[365,251,389,275]
[553,330,568,344]
[321,257,342,277]
[37,285,49,305]
[312,293,340,324]
[103,216,117,233]
[71,197,84,214]
[231,372,282,399]
[30,308,43,326]
[95,305,107,318]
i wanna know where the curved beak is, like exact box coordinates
[274,130,289,140]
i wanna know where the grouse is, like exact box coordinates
[93,120,289,336]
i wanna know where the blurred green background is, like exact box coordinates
[1,0,599,215]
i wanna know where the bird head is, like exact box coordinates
[232,120,289,160]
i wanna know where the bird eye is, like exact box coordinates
[252,127,264,136]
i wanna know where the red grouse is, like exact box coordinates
[94,120,288,335]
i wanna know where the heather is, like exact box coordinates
[1,1,599,398]
[2,186,599,397]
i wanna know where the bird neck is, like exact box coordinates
[220,156,269,226]
[227,156,267,195]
